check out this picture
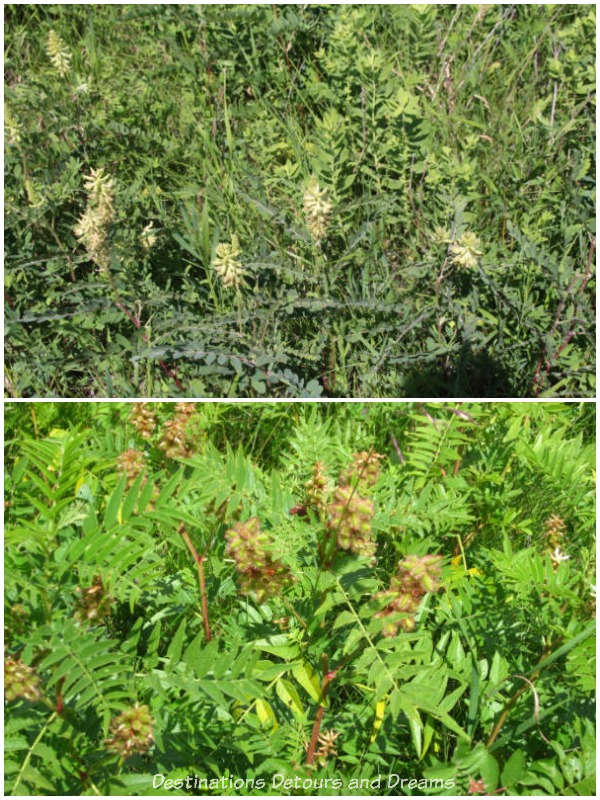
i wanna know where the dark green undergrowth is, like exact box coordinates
[4,402,596,795]
[4,4,596,397]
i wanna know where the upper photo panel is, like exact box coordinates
[5,4,596,398]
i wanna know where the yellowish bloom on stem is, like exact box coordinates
[449,231,483,269]
[140,221,157,252]
[74,168,116,274]
[83,168,116,221]
[303,178,332,243]
[212,234,245,289]
[46,30,71,77]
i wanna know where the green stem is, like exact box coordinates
[11,711,58,794]
[334,575,400,695]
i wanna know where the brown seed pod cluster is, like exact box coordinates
[74,576,112,625]
[305,461,332,517]
[117,448,146,487]
[544,515,570,569]
[105,703,154,758]
[4,657,41,702]
[130,403,157,440]
[314,729,340,766]
[225,517,292,602]
[375,554,443,636]
[545,514,566,551]
[339,451,383,491]
[326,485,376,561]
[158,403,197,459]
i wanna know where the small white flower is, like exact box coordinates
[74,81,90,95]
[550,546,570,566]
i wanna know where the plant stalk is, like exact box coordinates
[306,653,338,766]
[178,523,211,641]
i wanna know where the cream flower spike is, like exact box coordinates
[303,178,332,243]
[212,234,246,289]
[46,30,71,77]
[74,168,116,273]
[83,168,116,218]
[140,222,157,252]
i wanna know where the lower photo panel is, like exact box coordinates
[3,401,596,797]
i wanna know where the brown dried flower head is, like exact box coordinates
[130,403,157,440]
[74,576,113,625]
[117,448,146,487]
[545,514,566,551]
[6,603,29,638]
[158,403,198,459]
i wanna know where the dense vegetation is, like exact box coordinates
[4,401,596,795]
[4,4,596,397]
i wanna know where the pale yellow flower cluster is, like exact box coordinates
[73,168,116,273]
[448,231,483,269]
[46,30,71,77]
[303,179,332,243]
[434,229,483,269]
[140,221,157,252]
[212,234,245,289]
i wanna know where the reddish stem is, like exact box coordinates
[178,523,211,641]
[305,654,338,765]
[114,299,185,393]
[55,677,65,714]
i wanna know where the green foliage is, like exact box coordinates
[5,4,595,397]
[4,401,595,795]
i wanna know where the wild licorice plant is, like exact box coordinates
[4,403,596,795]
[5,5,595,397]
